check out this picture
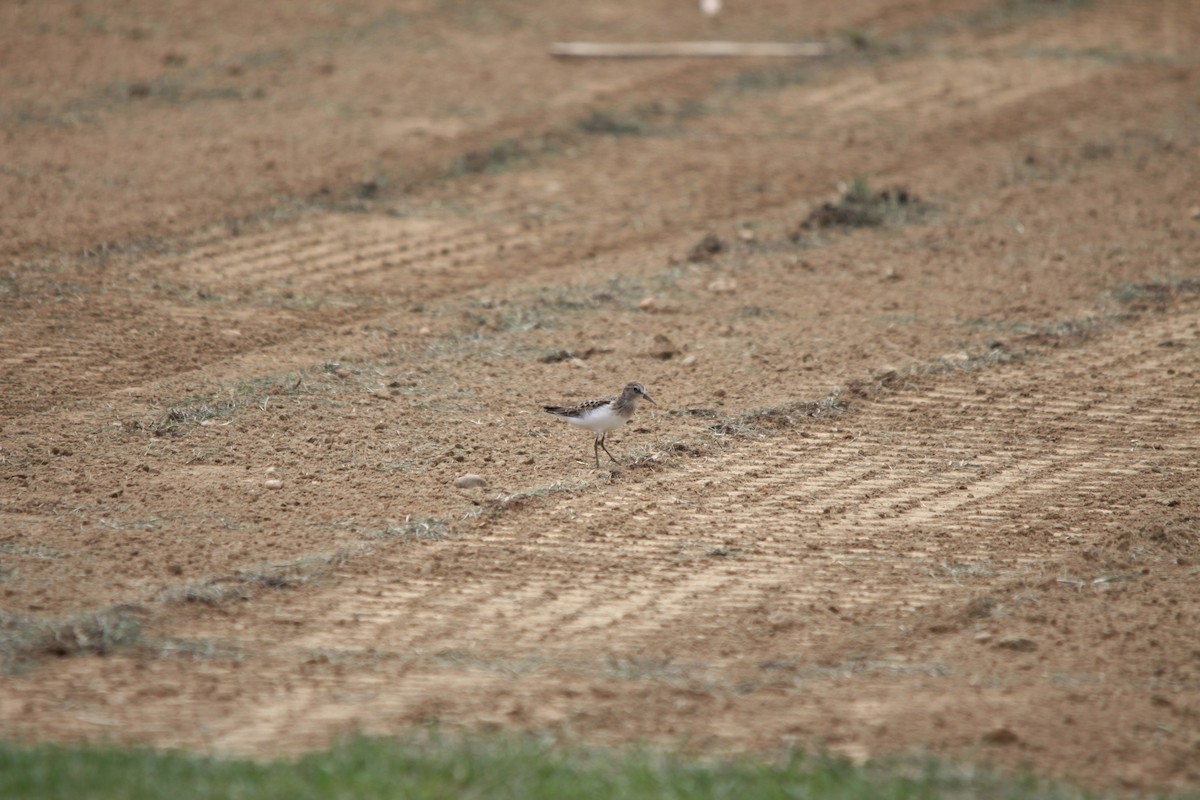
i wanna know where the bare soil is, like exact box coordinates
[2,0,1199,793]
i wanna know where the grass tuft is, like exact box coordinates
[157,550,357,606]
[373,517,451,542]
[485,481,591,513]
[144,373,311,437]
[792,178,932,237]
[449,138,533,177]
[0,606,144,670]
[577,110,648,137]
[707,394,846,441]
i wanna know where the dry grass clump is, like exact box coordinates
[0,605,145,670]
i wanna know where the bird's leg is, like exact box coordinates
[598,431,619,464]
[593,435,602,469]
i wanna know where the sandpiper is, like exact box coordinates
[544,383,657,468]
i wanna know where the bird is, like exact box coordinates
[543,383,657,468]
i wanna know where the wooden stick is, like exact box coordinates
[549,41,832,59]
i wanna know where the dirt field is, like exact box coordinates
[2,0,1199,793]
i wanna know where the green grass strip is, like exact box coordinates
[0,734,1135,800]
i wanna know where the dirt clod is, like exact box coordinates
[688,233,727,262]
[995,637,1038,653]
[454,474,487,489]
[982,727,1021,746]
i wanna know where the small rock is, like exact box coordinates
[679,354,697,367]
[637,296,658,312]
[454,474,487,489]
[1189,206,1200,220]
[264,479,283,490]
[707,277,737,295]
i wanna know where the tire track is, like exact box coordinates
[0,43,1140,420]
[47,301,1196,760]
[255,305,1197,670]
[139,203,639,296]
[798,54,1098,126]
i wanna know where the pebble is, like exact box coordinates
[264,479,283,490]
[638,296,658,311]
[707,277,737,295]
[454,474,487,489]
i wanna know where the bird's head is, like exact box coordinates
[623,383,656,406]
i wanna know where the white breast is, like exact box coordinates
[565,404,629,434]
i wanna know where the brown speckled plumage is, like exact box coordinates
[544,383,656,468]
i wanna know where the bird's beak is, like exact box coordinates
[642,393,657,406]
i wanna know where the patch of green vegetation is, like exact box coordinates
[0,734,1120,800]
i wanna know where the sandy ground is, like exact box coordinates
[2,0,1199,793]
